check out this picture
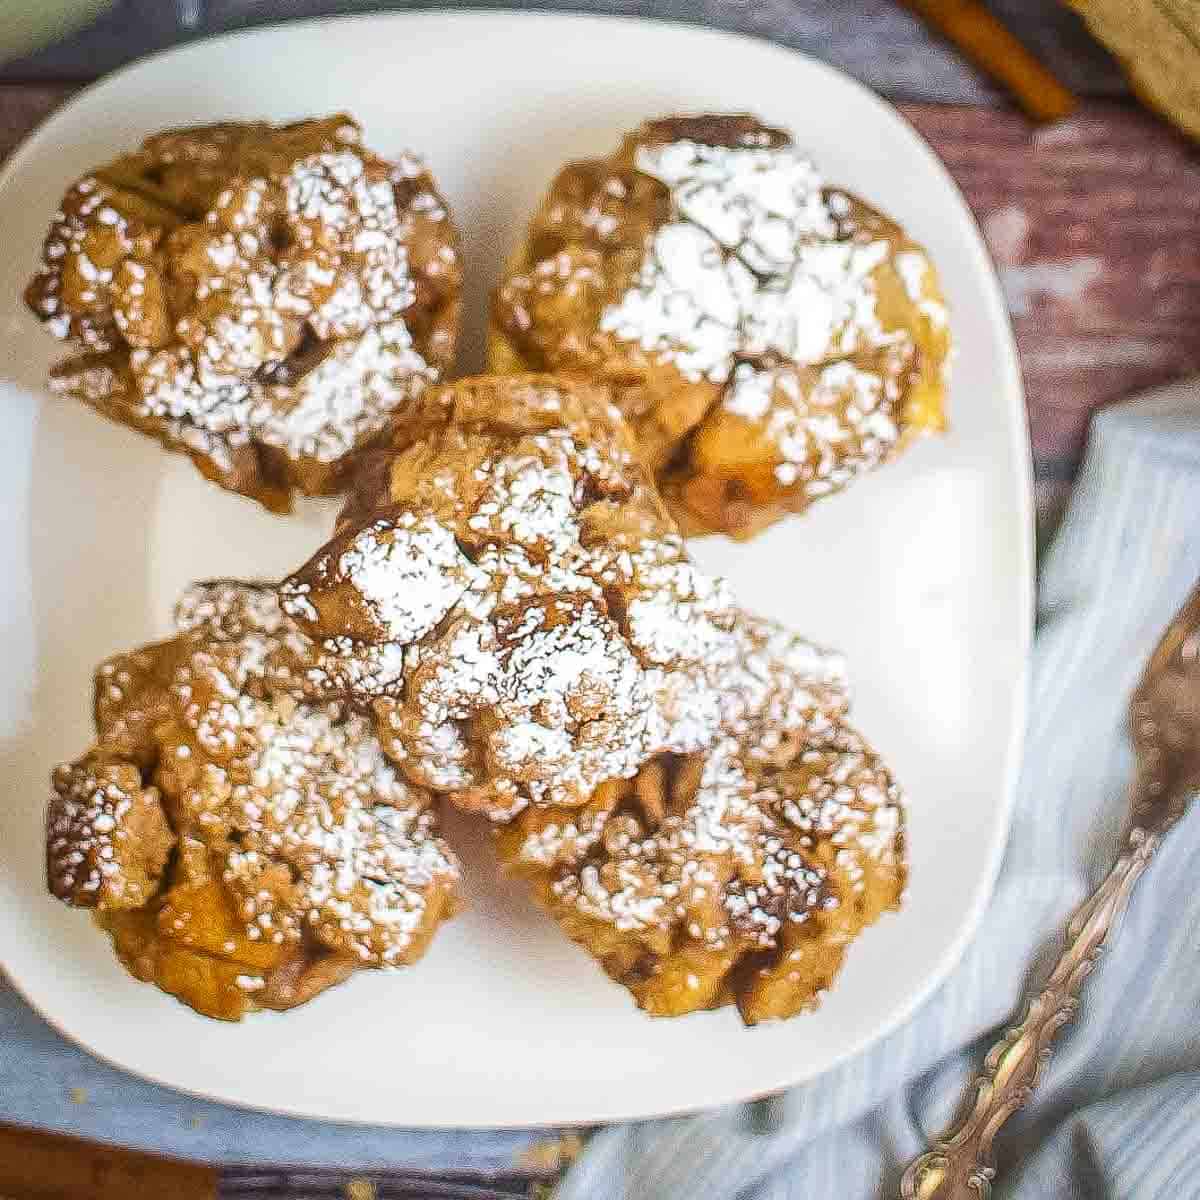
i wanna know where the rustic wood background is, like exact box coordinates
[1,4,1199,1196]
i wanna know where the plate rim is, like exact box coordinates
[0,7,1033,1129]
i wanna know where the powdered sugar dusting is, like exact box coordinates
[47,759,172,909]
[338,514,469,642]
[531,670,905,1020]
[129,154,434,465]
[163,586,460,968]
[287,459,671,810]
[209,695,456,965]
[281,377,867,836]
[494,118,951,533]
[599,140,895,383]
[28,117,460,506]
[48,582,461,1007]
[895,248,949,328]
[724,359,902,496]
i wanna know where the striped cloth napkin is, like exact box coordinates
[558,378,1200,1200]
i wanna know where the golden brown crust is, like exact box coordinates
[275,371,905,1021]
[502,718,905,1024]
[280,374,849,821]
[490,113,951,539]
[48,753,174,911]
[635,113,792,150]
[26,115,461,511]
[48,580,461,1021]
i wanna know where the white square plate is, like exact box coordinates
[0,11,1031,1127]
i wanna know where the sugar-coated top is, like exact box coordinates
[27,116,461,508]
[47,581,461,975]
[517,706,907,1024]
[491,113,952,537]
[281,374,846,816]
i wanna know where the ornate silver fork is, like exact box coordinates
[901,576,1200,1199]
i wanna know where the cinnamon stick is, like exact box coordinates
[901,0,1078,123]
[0,1122,217,1200]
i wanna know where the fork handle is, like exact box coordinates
[899,828,1159,1199]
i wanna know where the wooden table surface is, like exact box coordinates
[1,7,1199,1195]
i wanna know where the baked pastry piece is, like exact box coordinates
[282,372,767,816]
[490,113,950,539]
[496,637,906,1023]
[46,581,461,1020]
[279,373,905,1020]
[25,115,461,511]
